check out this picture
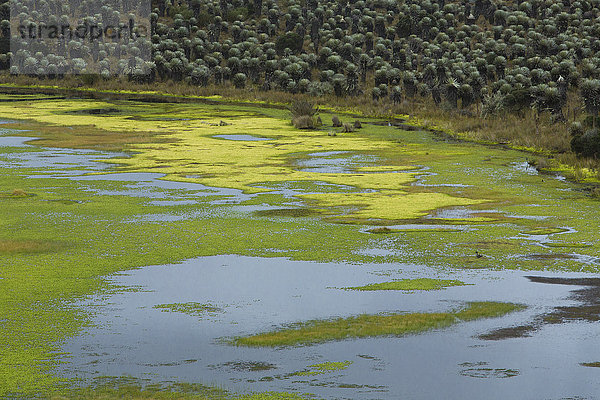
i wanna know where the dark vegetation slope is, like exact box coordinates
[3,0,600,163]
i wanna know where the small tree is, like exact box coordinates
[232,72,247,88]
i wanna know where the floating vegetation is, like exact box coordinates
[234,302,525,347]
[218,361,277,372]
[460,367,520,379]
[294,361,353,376]
[153,302,223,317]
[343,278,467,292]
[581,362,600,368]
[478,325,538,341]
[522,228,569,235]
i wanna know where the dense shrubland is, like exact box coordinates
[4,0,600,158]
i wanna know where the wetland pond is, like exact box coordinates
[0,96,599,399]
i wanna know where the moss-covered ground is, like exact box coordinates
[0,94,598,397]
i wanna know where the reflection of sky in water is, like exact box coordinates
[213,134,272,141]
[56,255,600,399]
[295,151,381,173]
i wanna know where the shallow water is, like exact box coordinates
[295,152,380,174]
[213,134,272,141]
[56,255,600,399]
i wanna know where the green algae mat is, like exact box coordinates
[0,94,599,397]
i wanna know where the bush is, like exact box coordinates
[307,81,333,97]
[571,128,600,158]
[332,115,342,127]
[290,100,317,119]
[79,73,100,85]
[227,7,249,22]
[291,100,318,129]
[481,91,505,118]
[293,115,317,129]
[232,73,247,89]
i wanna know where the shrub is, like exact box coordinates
[290,100,317,119]
[11,189,27,197]
[307,81,333,97]
[291,100,318,130]
[79,73,100,86]
[342,123,355,133]
[481,91,505,118]
[332,115,342,127]
[571,128,600,158]
[293,115,317,129]
[232,73,247,89]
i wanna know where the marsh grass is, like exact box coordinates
[344,278,467,291]
[234,302,524,347]
[0,239,67,254]
[7,121,169,152]
[0,188,33,198]
[590,187,600,199]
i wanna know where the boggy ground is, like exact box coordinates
[0,93,599,398]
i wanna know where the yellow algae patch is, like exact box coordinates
[300,191,485,220]
[0,98,489,220]
[295,172,415,190]
[105,116,401,192]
